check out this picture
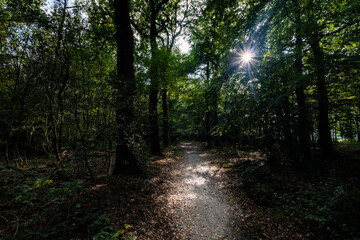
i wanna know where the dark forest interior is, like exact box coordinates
[1,0,360,239]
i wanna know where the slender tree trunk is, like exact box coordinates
[205,62,212,148]
[210,67,221,146]
[5,55,23,166]
[148,0,162,156]
[49,108,61,163]
[149,85,161,155]
[282,96,294,163]
[310,38,333,157]
[57,62,70,153]
[212,105,220,146]
[113,0,140,175]
[162,88,169,147]
[356,115,360,143]
[205,102,212,148]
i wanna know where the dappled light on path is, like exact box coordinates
[167,143,245,239]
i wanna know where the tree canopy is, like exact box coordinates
[1,0,360,170]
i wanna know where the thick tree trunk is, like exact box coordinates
[310,38,333,157]
[294,8,312,165]
[113,0,140,175]
[162,88,169,147]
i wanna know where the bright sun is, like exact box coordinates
[232,47,256,69]
[242,52,253,63]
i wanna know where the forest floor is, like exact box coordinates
[1,142,359,239]
[164,142,244,239]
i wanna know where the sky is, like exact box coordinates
[178,36,191,54]
[42,0,191,54]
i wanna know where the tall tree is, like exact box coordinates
[292,0,312,165]
[113,0,139,174]
[303,0,360,156]
[160,0,190,148]
[147,0,170,155]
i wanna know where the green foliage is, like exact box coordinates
[288,182,360,238]
[238,164,360,238]
[93,223,138,240]
[2,169,113,239]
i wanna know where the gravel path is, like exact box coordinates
[168,143,246,240]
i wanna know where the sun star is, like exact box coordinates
[242,52,253,63]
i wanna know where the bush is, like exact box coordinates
[1,168,115,239]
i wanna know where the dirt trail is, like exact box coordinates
[167,143,246,240]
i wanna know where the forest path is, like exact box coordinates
[167,142,245,240]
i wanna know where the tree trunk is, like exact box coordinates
[162,88,169,147]
[113,0,140,175]
[294,7,312,165]
[49,108,61,163]
[149,85,162,155]
[310,38,333,157]
[212,104,220,146]
[148,0,162,156]
[205,62,212,148]
[356,115,360,143]
[282,95,295,163]
[205,102,212,148]
[210,66,221,146]
[57,61,70,153]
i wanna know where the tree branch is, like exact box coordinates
[321,21,360,39]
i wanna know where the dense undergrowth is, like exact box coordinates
[0,167,118,239]
[240,165,360,239]
[0,146,182,240]
[1,143,360,239]
[213,144,360,239]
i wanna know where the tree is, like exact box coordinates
[189,0,243,147]
[112,0,140,174]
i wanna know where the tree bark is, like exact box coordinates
[162,88,169,147]
[310,38,333,157]
[113,0,140,175]
[212,103,220,146]
[205,102,212,148]
[282,95,294,163]
[149,85,161,155]
[205,62,212,148]
[148,0,163,156]
[293,5,312,165]
[356,114,360,143]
